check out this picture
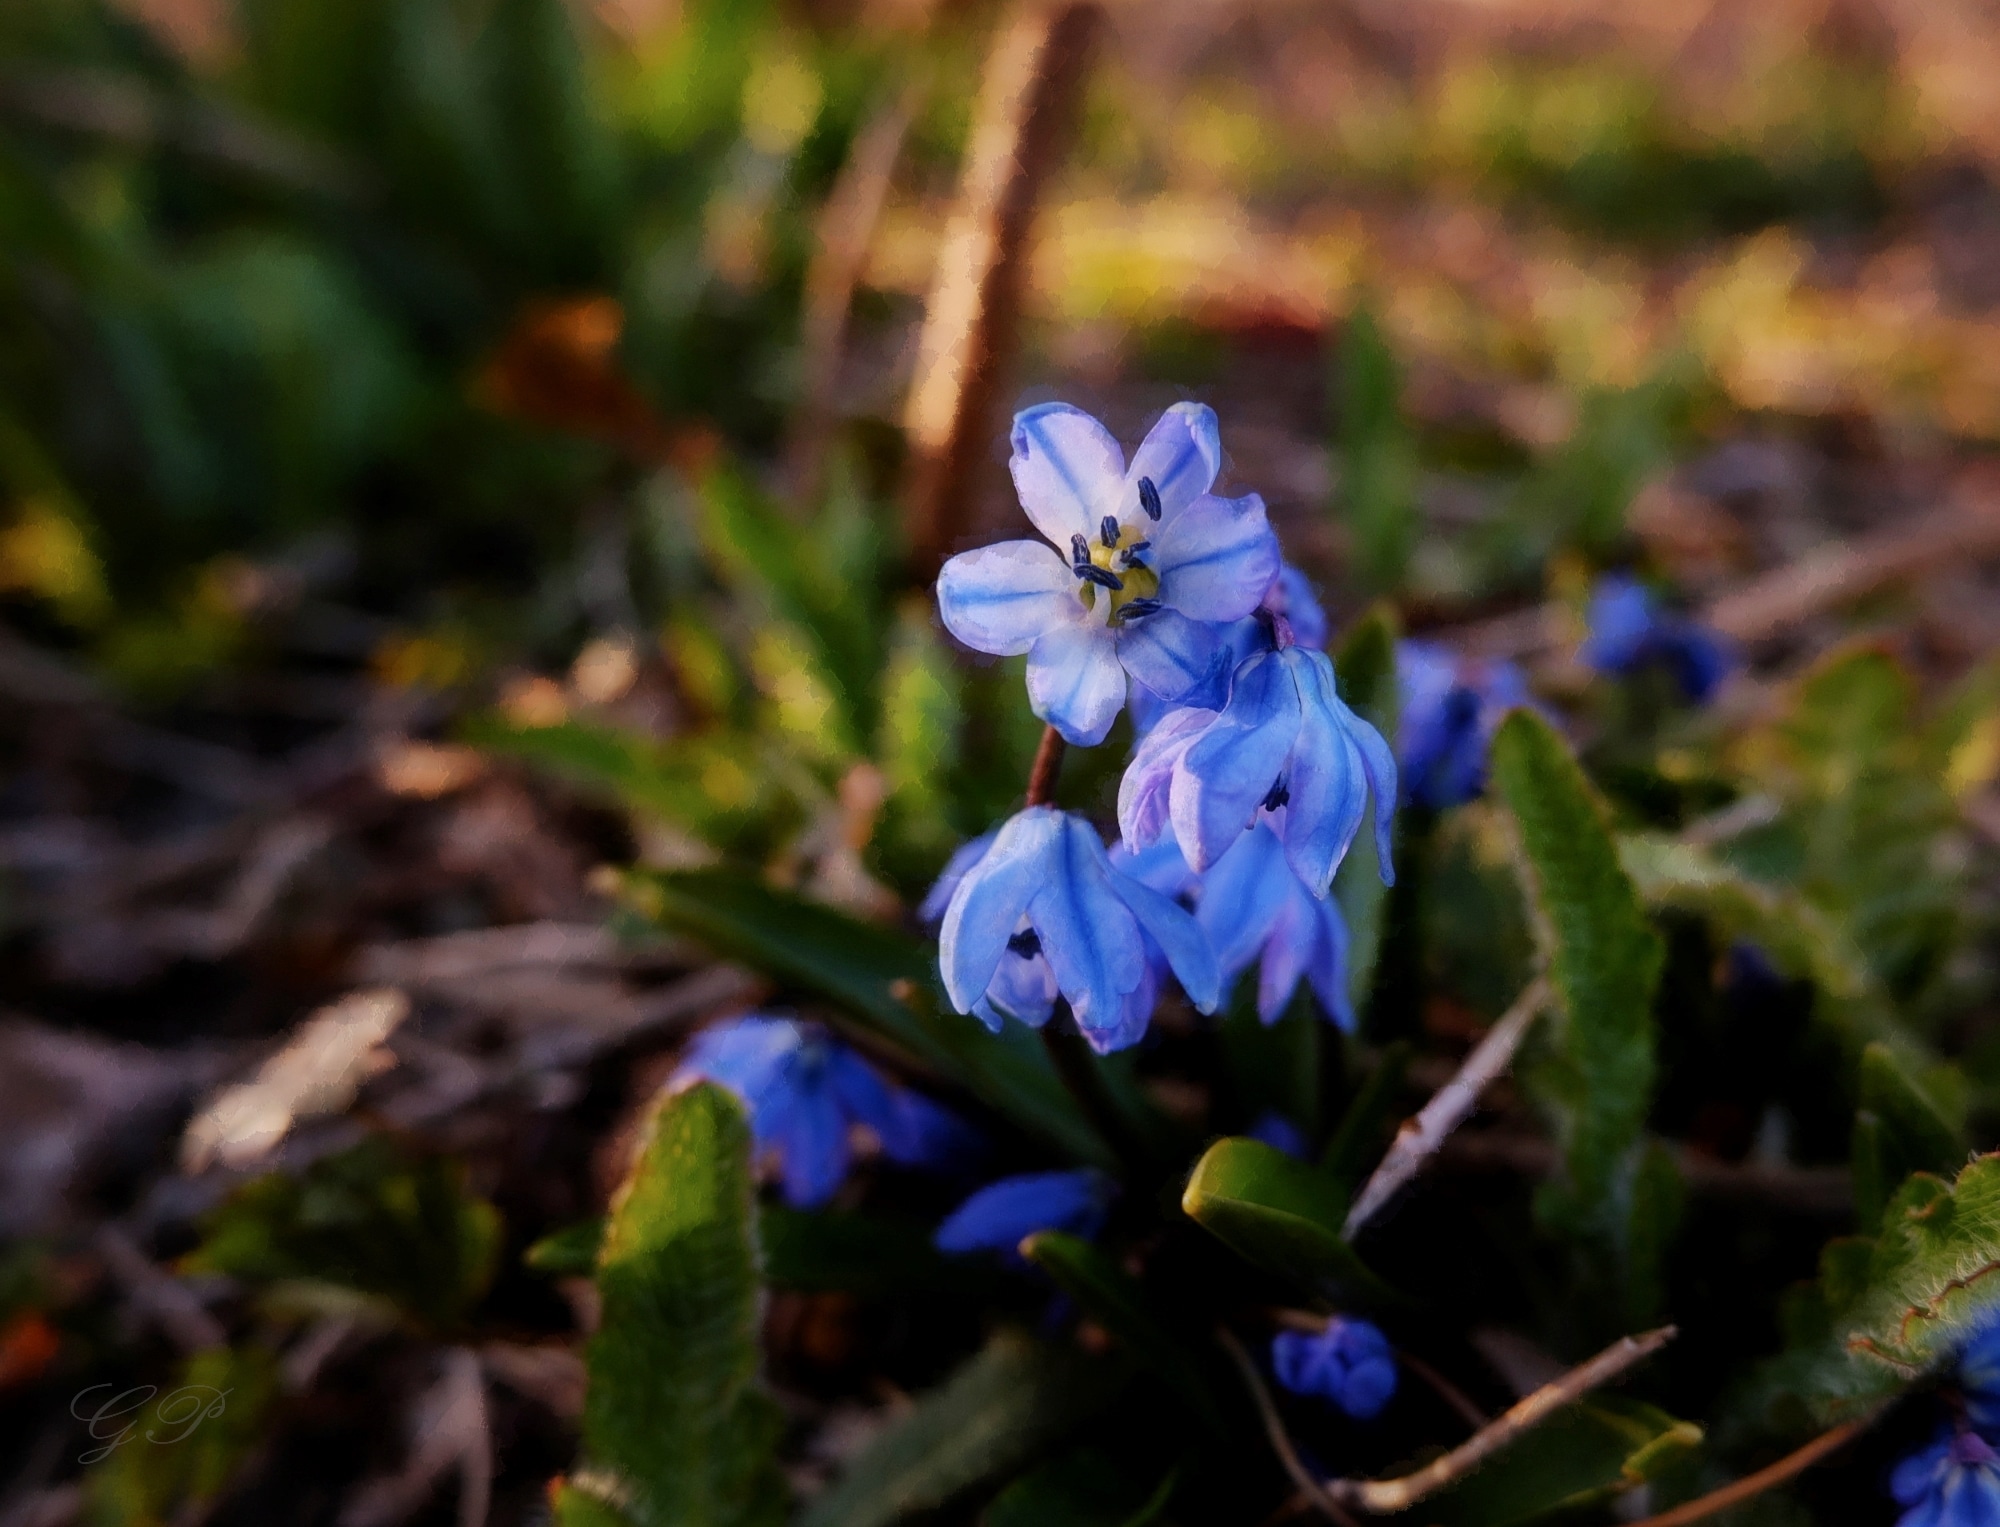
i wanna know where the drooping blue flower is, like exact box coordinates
[1199,820,1355,1027]
[937,806,1220,1054]
[675,1016,978,1207]
[1272,1317,1398,1420]
[1961,1315,2000,1433]
[1248,1111,1309,1159]
[1395,641,1532,811]
[936,402,1282,745]
[1892,1429,2000,1527]
[1130,561,1328,738]
[1119,642,1396,896]
[936,1168,1114,1257]
[1580,573,1733,704]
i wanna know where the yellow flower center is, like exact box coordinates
[1076,523,1160,621]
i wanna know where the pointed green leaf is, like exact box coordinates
[1421,1398,1702,1527]
[1181,1137,1403,1306]
[1021,1232,1224,1432]
[796,1332,1122,1527]
[557,1083,786,1527]
[631,867,1110,1166]
[1489,711,1664,1243]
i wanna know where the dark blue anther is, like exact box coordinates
[1007,928,1042,958]
[1075,564,1125,591]
[1119,539,1151,567]
[1070,534,1091,571]
[1113,598,1162,622]
[1138,476,1162,521]
[1263,779,1289,812]
[1099,515,1120,549]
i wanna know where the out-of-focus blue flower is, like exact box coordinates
[1119,644,1396,896]
[935,1168,1115,1257]
[675,1016,977,1207]
[1396,641,1532,811]
[936,402,1282,745]
[1580,573,1733,703]
[1961,1316,2000,1433]
[1272,1317,1398,1420]
[1199,820,1355,1027]
[1249,1111,1309,1159]
[1892,1429,2000,1527]
[937,806,1220,1054]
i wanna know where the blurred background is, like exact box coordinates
[9,0,2000,1522]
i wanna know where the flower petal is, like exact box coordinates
[824,1046,901,1142]
[981,941,1059,1029]
[934,1168,1111,1254]
[1112,866,1220,1014]
[1303,895,1355,1031]
[1123,402,1220,527]
[939,807,1062,1015]
[773,1085,850,1208]
[1032,817,1148,1035]
[1117,705,1212,851]
[1009,403,1125,547]
[1153,492,1281,623]
[1117,607,1228,705]
[937,540,1075,656]
[918,830,997,925]
[1027,621,1127,746]
[1171,651,1302,870]
[1195,822,1294,982]
[1280,652,1367,894]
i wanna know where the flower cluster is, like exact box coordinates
[1893,1320,2000,1526]
[931,403,1398,1054]
[673,1016,978,1207]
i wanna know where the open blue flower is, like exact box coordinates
[1199,820,1356,1027]
[675,1016,978,1207]
[1581,573,1733,703]
[935,1168,1114,1257]
[1893,1429,2000,1527]
[936,402,1282,745]
[937,806,1220,1054]
[1119,643,1396,896]
[1396,641,1532,811]
[1272,1317,1397,1420]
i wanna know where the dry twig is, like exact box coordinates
[1622,1414,1878,1527]
[1216,1328,1362,1527]
[901,2,1104,569]
[1343,977,1548,1237]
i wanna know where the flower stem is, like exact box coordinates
[1040,1012,1153,1180]
[1025,724,1067,807]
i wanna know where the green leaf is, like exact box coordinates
[185,1137,499,1334]
[1489,711,1664,1262]
[526,1217,604,1276]
[1020,1233,1224,1433]
[796,1332,1121,1527]
[1181,1137,1402,1307]
[1333,604,1402,1016]
[1336,305,1418,594]
[1420,1397,1703,1527]
[86,1346,279,1527]
[1853,1043,1965,1230]
[1741,1153,2000,1430]
[558,1083,785,1527]
[983,1450,1176,1527]
[631,868,1110,1166]
[1321,1042,1411,1194]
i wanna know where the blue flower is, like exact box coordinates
[1248,1111,1309,1159]
[1892,1429,2000,1527]
[674,1016,978,1207]
[1396,641,1531,811]
[935,1168,1114,1256]
[1119,643,1396,896]
[937,806,1220,1054]
[1272,1317,1398,1420]
[1580,573,1733,703]
[936,402,1282,745]
[1130,561,1327,737]
[1198,821,1355,1027]
[1961,1316,2000,1433]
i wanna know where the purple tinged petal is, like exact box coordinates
[934,1168,1113,1254]
[936,540,1076,656]
[940,808,1063,1015]
[1110,836,1196,898]
[1110,864,1220,1014]
[1303,894,1355,1031]
[824,1047,903,1145]
[1152,492,1282,623]
[1271,564,1328,649]
[1172,651,1302,871]
[1280,652,1367,895]
[1010,403,1126,548]
[1027,621,1127,746]
[1249,1111,1309,1158]
[1032,817,1148,1038]
[919,831,997,926]
[1116,607,1227,705]
[1118,706,1212,851]
[880,1089,984,1172]
[1122,402,1221,526]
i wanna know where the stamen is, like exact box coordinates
[1263,779,1289,812]
[1075,564,1125,591]
[1007,928,1042,959]
[1119,540,1151,567]
[1113,598,1162,622]
[1099,515,1120,549]
[1138,476,1162,521]
[1070,534,1091,571]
